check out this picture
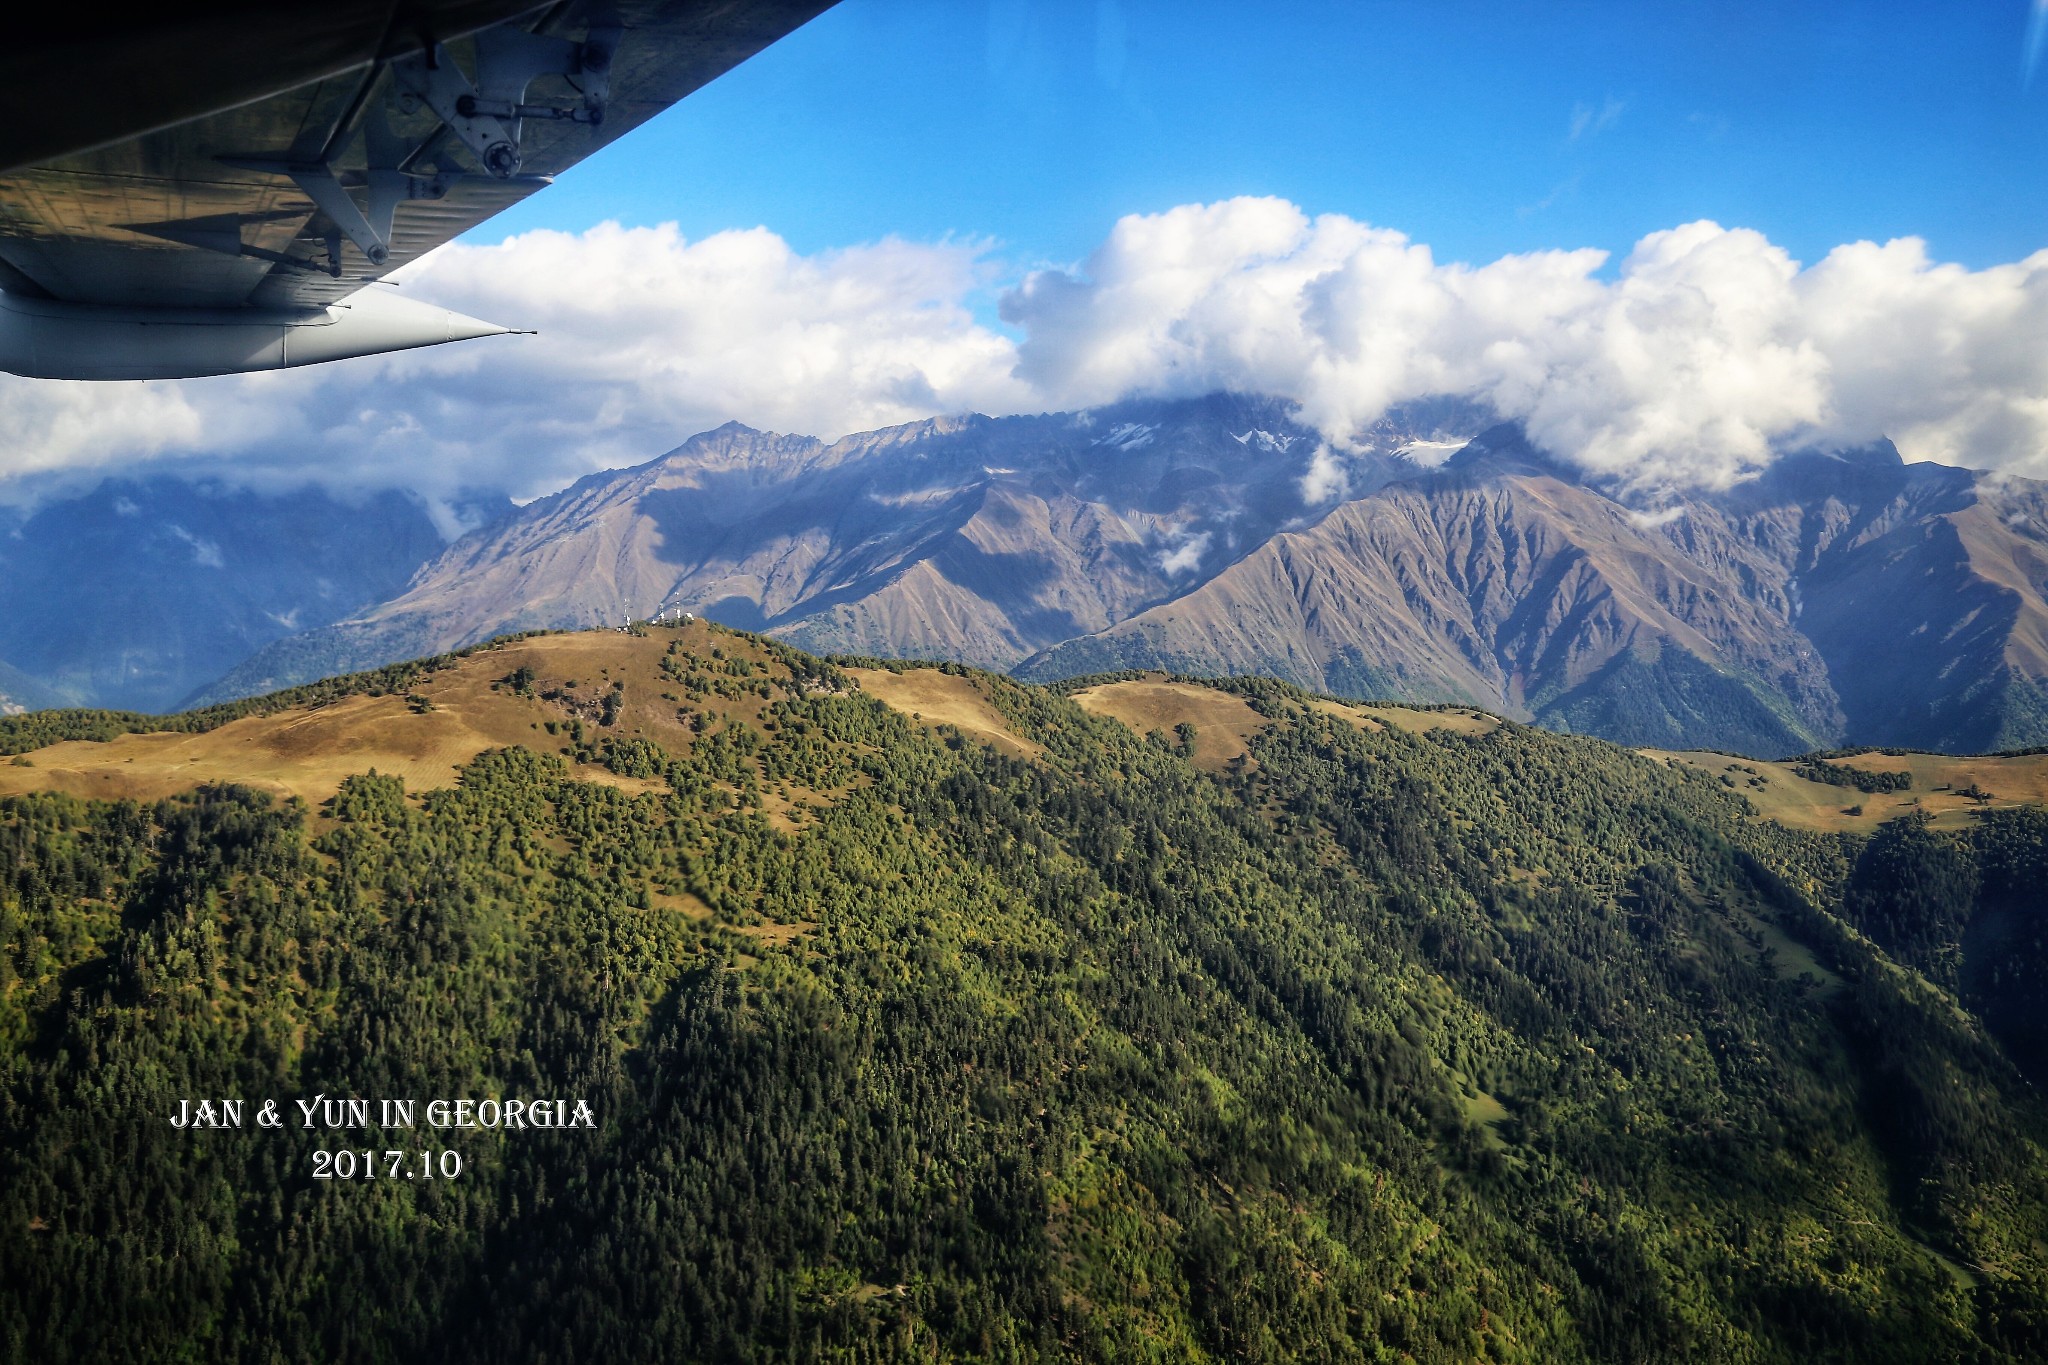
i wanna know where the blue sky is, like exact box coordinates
[479,0,2048,273]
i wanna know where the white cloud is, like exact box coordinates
[1394,439,1465,467]
[1794,236,2048,470]
[1004,198,2048,492]
[166,524,226,568]
[0,378,205,485]
[1158,530,1210,575]
[1299,444,1350,504]
[0,222,1029,507]
[5,201,2048,510]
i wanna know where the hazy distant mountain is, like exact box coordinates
[0,478,507,712]
[0,659,60,716]
[1705,444,2048,752]
[189,395,2048,754]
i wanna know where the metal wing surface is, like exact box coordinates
[0,1,836,377]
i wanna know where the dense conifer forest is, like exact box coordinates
[2,625,2045,1361]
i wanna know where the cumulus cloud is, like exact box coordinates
[1004,198,2048,492]
[0,222,1028,508]
[0,377,207,484]
[1299,444,1350,504]
[1157,530,1210,575]
[405,222,1029,476]
[5,200,2048,511]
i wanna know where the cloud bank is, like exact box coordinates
[4,197,2048,510]
[0,223,1030,509]
[1004,198,2048,491]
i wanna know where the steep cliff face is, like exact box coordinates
[1678,446,2048,751]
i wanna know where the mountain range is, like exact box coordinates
[200,393,1442,697]
[0,478,507,714]
[12,392,2048,756]
[1020,424,2048,755]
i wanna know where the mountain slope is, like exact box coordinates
[1019,430,1841,754]
[1696,448,2048,751]
[1020,428,2048,753]
[0,660,61,716]
[4,629,2047,1360]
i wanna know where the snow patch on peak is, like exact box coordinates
[1232,428,1298,453]
[1093,422,1157,451]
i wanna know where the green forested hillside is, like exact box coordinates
[1,628,2045,1362]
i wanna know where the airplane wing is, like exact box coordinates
[0,1,837,380]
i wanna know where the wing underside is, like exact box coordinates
[0,0,833,374]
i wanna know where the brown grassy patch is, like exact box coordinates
[847,667,1041,759]
[575,770,671,797]
[651,889,714,920]
[1645,748,2048,833]
[0,623,790,805]
[1306,698,1386,732]
[1352,704,1500,736]
[1069,680,1269,772]
[731,919,818,945]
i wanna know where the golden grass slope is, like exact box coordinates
[845,667,1041,759]
[1069,676,1504,772]
[0,628,782,806]
[1647,748,2048,833]
[0,632,1064,814]
[1349,703,1500,736]
[1069,679,1269,771]
[4,622,2040,850]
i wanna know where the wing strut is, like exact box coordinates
[391,23,618,180]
